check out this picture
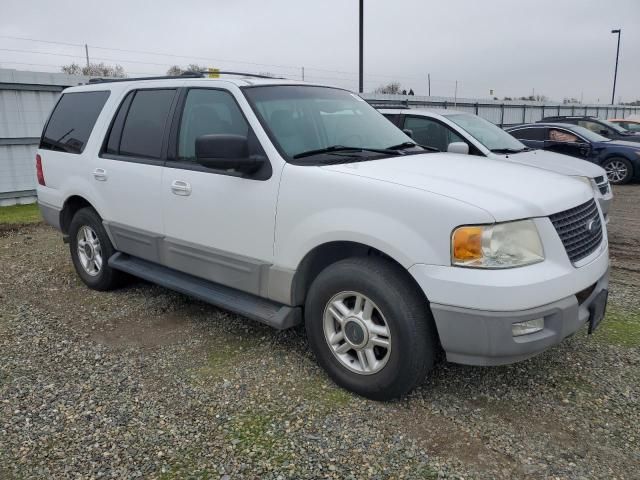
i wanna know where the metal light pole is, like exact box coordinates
[611,29,621,105]
[359,0,364,93]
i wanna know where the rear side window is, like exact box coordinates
[509,127,545,141]
[40,91,110,154]
[106,89,176,159]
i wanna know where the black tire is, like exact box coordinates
[69,207,122,291]
[305,257,438,400]
[603,157,633,185]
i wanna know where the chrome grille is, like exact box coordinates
[549,199,603,263]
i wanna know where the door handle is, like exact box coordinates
[171,180,192,196]
[92,168,107,181]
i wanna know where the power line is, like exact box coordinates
[0,34,432,82]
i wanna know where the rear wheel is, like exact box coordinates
[305,257,438,400]
[603,157,633,184]
[69,207,123,291]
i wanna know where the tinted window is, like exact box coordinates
[105,91,134,155]
[510,127,545,141]
[178,89,249,160]
[41,91,110,154]
[118,89,175,159]
[404,116,464,151]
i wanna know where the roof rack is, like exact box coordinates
[88,70,286,84]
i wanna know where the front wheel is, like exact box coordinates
[305,257,438,400]
[603,157,633,185]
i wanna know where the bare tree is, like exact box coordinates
[166,64,206,75]
[374,82,402,94]
[61,62,126,77]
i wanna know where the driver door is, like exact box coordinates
[544,128,591,159]
[160,87,280,296]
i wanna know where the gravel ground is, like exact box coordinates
[1,187,639,479]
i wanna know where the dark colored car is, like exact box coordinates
[507,123,640,184]
[538,116,640,143]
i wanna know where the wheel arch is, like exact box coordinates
[60,195,102,235]
[290,240,427,308]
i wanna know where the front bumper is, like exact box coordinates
[430,270,609,366]
[597,194,612,222]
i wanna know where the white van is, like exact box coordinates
[36,74,609,399]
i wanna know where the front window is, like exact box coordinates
[404,116,464,151]
[445,113,525,152]
[242,86,412,161]
[565,125,610,142]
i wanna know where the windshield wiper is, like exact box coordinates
[490,147,527,154]
[293,145,395,159]
[386,141,438,152]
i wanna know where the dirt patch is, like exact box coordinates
[92,309,193,348]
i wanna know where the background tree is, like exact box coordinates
[374,81,402,94]
[61,62,126,77]
[166,64,207,75]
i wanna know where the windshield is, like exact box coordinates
[598,118,628,134]
[445,113,525,151]
[242,86,413,161]
[569,125,610,142]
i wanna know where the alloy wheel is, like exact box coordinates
[323,291,392,375]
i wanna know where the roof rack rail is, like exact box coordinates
[88,70,285,84]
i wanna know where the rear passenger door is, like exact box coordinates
[95,88,177,262]
[160,87,279,296]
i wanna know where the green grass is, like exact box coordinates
[0,203,41,225]
[597,307,640,347]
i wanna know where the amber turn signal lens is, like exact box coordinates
[452,226,483,262]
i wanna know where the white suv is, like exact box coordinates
[36,74,609,399]
[378,108,612,220]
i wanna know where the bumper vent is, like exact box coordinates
[549,199,603,264]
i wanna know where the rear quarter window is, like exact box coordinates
[40,91,110,154]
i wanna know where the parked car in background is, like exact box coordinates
[378,108,611,217]
[507,123,640,184]
[608,118,640,133]
[538,116,640,143]
[36,75,609,400]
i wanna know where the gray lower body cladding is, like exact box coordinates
[431,270,609,366]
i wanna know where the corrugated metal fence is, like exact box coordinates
[362,93,640,127]
[0,69,90,206]
[1,69,639,205]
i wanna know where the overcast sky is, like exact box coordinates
[1,0,638,103]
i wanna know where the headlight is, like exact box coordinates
[451,220,544,268]
[576,176,593,188]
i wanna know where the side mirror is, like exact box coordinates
[599,129,609,136]
[402,128,414,138]
[447,142,469,155]
[195,134,263,173]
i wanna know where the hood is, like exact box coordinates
[604,139,640,149]
[322,153,594,222]
[492,149,606,177]
[611,135,640,143]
